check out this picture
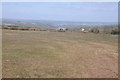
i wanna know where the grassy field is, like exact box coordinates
[2,30,118,78]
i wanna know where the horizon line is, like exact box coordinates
[1,18,118,23]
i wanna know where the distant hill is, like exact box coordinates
[2,19,118,30]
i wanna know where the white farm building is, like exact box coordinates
[56,27,68,31]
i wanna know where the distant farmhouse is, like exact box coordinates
[57,27,68,31]
[81,28,88,32]
[81,28,85,32]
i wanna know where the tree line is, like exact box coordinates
[90,25,119,35]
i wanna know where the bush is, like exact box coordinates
[90,28,99,33]
[111,29,119,35]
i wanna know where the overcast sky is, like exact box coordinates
[2,2,118,22]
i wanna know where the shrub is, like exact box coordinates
[111,29,119,35]
[90,28,100,33]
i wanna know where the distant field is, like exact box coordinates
[2,30,118,78]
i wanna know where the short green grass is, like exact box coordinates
[2,30,118,78]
